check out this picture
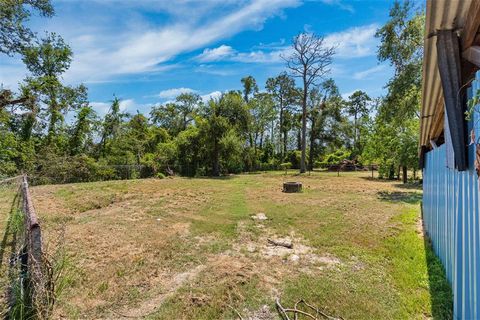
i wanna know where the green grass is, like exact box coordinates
[9,171,454,319]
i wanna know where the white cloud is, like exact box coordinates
[0,61,29,90]
[90,101,111,115]
[353,65,385,80]
[232,48,289,63]
[119,99,136,112]
[13,0,300,85]
[317,0,354,13]
[197,45,236,62]
[194,64,238,76]
[324,24,379,58]
[197,45,290,64]
[341,89,359,100]
[157,87,197,99]
[201,91,222,102]
[196,23,379,65]
[90,98,136,115]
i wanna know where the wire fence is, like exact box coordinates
[0,175,52,319]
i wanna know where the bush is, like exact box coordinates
[258,159,280,171]
[220,129,244,174]
[286,150,305,169]
[318,148,351,168]
[280,162,292,170]
[156,172,166,179]
[32,153,117,184]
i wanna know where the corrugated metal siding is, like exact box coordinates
[423,72,480,319]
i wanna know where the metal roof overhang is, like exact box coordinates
[420,0,471,149]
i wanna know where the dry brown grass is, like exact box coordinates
[17,171,449,319]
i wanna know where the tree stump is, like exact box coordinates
[283,181,302,193]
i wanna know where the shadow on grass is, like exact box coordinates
[393,182,422,190]
[188,175,238,180]
[423,235,453,319]
[377,191,422,204]
[360,176,394,183]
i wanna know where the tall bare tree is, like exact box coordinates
[284,33,335,173]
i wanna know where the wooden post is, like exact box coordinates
[22,176,43,268]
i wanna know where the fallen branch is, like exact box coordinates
[267,239,293,249]
[284,308,317,319]
[276,298,292,320]
[228,305,244,320]
[276,298,343,320]
[299,300,343,320]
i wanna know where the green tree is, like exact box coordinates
[307,79,343,170]
[69,105,97,155]
[346,90,371,156]
[21,33,88,143]
[199,92,249,176]
[365,0,423,182]
[241,75,258,103]
[151,93,201,135]
[175,92,202,130]
[249,92,276,152]
[0,0,54,56]
[266,72,297,160]
[100,96,126,157]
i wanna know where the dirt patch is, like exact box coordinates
[234,224,342,269]
[251,212,268,221]
[416,217,425,238]
[244,305,276,320]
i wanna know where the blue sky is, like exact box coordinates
[0,0,397,115]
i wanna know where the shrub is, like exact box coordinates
[280,162,292,173]
[286,150,305,169]
[220,129,244,174]
[318,148,351,168]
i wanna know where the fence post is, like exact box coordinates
[22,176,43,264]
[21,175,44,311]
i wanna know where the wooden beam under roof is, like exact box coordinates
[463,46,480,67]
[461,0,480,50]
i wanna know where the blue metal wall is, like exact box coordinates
[423,72,480,319]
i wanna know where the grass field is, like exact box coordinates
[1,171,452,319]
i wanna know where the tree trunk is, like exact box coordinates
[280,106,284,159]
[353,114,356,152]
[388,164,395,180]
[402,166,408,184]
[297,129,301,150]
[308,119,315,171]
[300,84,307,173]
[212,138,220,176]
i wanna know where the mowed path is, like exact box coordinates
[24,171,450,319]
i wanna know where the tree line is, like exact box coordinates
[0,0,422,184]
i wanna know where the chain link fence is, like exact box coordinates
[0,175,54,319]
